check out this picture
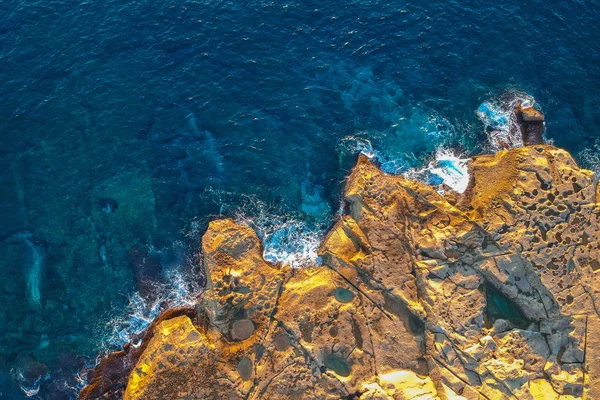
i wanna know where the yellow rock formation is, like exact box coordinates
[82,145,600,400]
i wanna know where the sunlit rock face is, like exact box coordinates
[82,145,600,400]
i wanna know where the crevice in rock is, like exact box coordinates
[483,283,530,329]
[247,361,296,400]
[325,264,393,321]
[569,258,600,318]
[582,316,588,394]
[431,356,491,400]
[357,298,380,386]
[275,319,351,396]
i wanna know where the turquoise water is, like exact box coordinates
[485,284,530,329]
[1,0,600,397]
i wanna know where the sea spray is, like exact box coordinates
[339,110,461,174]
[404,148,470,194]
[103,265,202,350]
[578,142,600,175]
[345,139,471,194]
[14,371,50,397]
[99,194,325,360]
[232,198,325,268]
[340,119,470,194]
[476,91,539,151]
[261,221,323,268]
[339,135,417,174]
[201,186,328,269]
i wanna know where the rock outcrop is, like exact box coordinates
[515,104,545,145]
[81,144,600,399]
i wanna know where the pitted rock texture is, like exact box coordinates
[82,145,600,400]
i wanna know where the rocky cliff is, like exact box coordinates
[81,144,600,400]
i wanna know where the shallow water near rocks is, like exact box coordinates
[1,0,600,397]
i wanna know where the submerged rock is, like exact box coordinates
[82,144,600,399]
[99,198,119,214]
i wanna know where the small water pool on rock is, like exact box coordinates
[324,354,351,377]
[484,284,530,329]
[332,288,355,303]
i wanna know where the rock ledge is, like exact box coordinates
[82,145,600,400]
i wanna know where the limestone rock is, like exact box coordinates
[514,104,545,145]
[82,144,600,399]
[521,107,545,122]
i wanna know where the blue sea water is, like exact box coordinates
[1,0,600,397]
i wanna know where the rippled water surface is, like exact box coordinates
[1,0,599,397]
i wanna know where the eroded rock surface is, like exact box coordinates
[82,145,600,399]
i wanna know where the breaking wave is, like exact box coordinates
[103,260,202,350]
[341,92,542,193]
[340,110,470,193]
[476,90,538,151]
[15,372,50,397]
[89,89,548,397]
[198,184,328,269]
[231,197,325,268]
[404,148,471,194]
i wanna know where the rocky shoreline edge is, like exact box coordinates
[80,117,600,399]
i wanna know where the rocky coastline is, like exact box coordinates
[81,123,600,399]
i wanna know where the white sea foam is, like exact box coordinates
[104,266,201,349]
[203,186,326,269]
[16,372,50,397]
[341,135,471,193]
[578,144,600,174]
[262,221,323,268]
[404,148,471,194]
[476,91,538,151]
[233,200,324,268]
[350,136,375,159]
[340,110,470,194]
[340,135,413,174]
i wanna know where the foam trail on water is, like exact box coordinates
[16,372,50,397]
